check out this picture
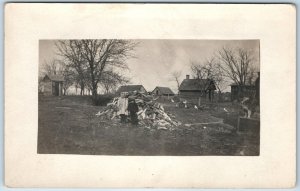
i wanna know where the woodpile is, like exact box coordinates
[96,92,181,129]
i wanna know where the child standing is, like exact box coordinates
[117,92,128,123]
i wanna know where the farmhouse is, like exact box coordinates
[116,85,147,95]
[179,75,216,101]
[152,86,175,96]
[40,74,64,96]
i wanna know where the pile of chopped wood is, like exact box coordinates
[96,92,181,130]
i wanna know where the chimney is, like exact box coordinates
[186,75,190,79]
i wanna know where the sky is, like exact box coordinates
[39,39,260,93]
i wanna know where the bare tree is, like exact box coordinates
[246,67,258,85]
[60,63,75,95]
[190,61,208,79]
[101,70,130,94]
[190,58,226,93]
[39,60,59,92]
[55,40,88,95]
[216,47,257,101]
[41,59,60,75]
[217,47,255,86]
[56,40,136,100]
[170,71,182,93]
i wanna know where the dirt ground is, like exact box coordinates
[38,96,260,156]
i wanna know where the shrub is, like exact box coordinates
[92,94,114,106]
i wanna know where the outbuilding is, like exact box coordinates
[116,85,147,95]
[152,86,175,96]
[40,74,64,96]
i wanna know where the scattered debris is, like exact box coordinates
[157,126,168,130]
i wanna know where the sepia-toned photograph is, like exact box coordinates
[38,39,260,156]
[5,3,296,188]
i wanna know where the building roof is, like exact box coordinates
[116,85,145,93]
[153,86,175,95]
[44,74,64,82]
[179,79,216,91]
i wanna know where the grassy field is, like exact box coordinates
[38,96,259,155]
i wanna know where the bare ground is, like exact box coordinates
[38,96,259,156]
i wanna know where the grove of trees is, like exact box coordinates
[217,47,258,86]
[190,57,226,93]
[40,39,137,98]
[189,46,258,94]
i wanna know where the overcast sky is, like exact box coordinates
[39,39,260,93]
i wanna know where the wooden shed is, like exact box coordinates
[40,74,64,96]
[152,86,175,96]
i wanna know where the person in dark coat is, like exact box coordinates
[127,99,139,125]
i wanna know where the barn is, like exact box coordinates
[179,75,216,101]
[152,86,175,96]
[40,74,64,96]
[116,85,147,95]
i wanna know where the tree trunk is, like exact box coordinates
[208,90,212,102]
[80,82,84,96]
[91,83,98,101]
[92,88,97,101]
[237,85,242,101]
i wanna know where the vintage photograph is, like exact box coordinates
[38,39,260,156]
[6,3,295,188]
